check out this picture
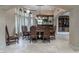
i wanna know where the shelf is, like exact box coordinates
[58,15,69,32]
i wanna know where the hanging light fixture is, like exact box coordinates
[26,9,30,14]
[19,8,22,12]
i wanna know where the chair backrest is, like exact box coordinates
[49,26,56,35]
[44,29,50,38]
[30,26,37,36]
[54,26,56,32]
[5,25,9,39]
[53,26,56,35]
[22,26,27,33]
[30,26,36,31]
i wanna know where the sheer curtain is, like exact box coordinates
[15,8,32,34]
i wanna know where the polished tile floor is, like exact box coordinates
[0,34,78,53]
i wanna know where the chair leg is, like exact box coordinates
[6,42,10,46]
[42,38,45,42]
[22,36,24,39]
[48,38,50,43]
[27,36,30,40]
[43,38,50,43]
[16,39,19,43]
[53,36,55,40]
[29,37,32,43]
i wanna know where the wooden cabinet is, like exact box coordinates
[36,15,54,25]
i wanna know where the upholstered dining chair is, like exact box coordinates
[30,26,37,42]
[52,26,56,39]
[43,28,50,42]
[5,25,19,46]
[21,26,29,39]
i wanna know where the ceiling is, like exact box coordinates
[0,5,73,10]
[0,5,72,15]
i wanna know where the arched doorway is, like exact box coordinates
[54,11,70,40]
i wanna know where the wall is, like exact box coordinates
[0,11,6,48]
[0,8,23,48]
[0,8,15,48]
[70,6,79,50]
[5,8,15,35]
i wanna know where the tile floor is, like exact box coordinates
[0,34,78,53]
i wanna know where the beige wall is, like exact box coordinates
[70,6,79,50]
[0,11,6,48]
[0,8,15,48]
[5,8,15,35]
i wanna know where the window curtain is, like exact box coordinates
[15,8,32,34]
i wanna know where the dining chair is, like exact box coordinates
[30,26,37,42]
[21,26,29,39]
[5,25,19,46]
[43,28,50,42]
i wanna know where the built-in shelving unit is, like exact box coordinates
[58,15,69,32]
[36,15,54,25]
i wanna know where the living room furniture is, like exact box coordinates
[30,25,56,42]
[21,26,30,39]
[5,25,19,46]
[43,27,50,42]
[36,27,44,40]
[49,26,56,39]
[30,26,37,42]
